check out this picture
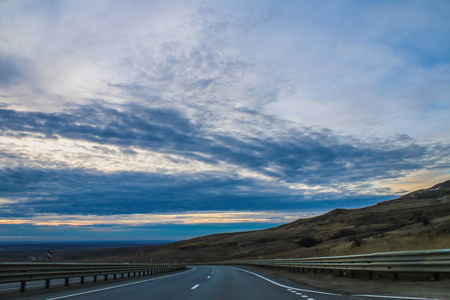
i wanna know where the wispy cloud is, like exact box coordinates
[0,211,315,226]
[1,105,448,185]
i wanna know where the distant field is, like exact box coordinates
[0,241,176,262]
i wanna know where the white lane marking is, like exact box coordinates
[231,267,341,296]
[45,268,196,300]
[231,266,438,300]
[353,295,439,300]
[207,276,211,279]
[191,284,200,289]
[307,298,315,300]
[295,292,302,295]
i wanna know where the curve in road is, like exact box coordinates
[5,265,441,300]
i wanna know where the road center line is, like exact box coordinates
[191,284,200,289]
[44,267,196,300]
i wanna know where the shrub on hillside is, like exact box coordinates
[330,228,362,239]
[297,237,321,248]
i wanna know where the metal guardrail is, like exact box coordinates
[221,249,450,281]
[0,262,186,292]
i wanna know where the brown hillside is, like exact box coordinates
[65,180,450,263]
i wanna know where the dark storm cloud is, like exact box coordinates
[0,105,202,149]
[1,104,449,188]
[0,167,288,216]
[0,167,391,217]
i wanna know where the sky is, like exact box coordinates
[0,0,449,242]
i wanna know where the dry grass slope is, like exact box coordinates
[65,180,450,263]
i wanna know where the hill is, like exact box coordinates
[62,180,450,263]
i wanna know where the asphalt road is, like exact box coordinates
[1,266,441,300]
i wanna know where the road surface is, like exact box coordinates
[1,265,441,300]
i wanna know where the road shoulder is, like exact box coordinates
[230,265,450,300]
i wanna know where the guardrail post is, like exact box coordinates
[94,275,97,282]
[433,273,440,281]
[114,273,117,280]
[20,281,26,293]
[104,274,108,281]
[81,276,84,284]
[45,279,50,289]
[65,277,69,286]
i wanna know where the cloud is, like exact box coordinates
[2,0,448,139]
[0,165,396,218]
[1,104,449,188]
[1,102,448,221]
[0,1,449,240]
[0,56,26,87]
[0,211,316,226]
